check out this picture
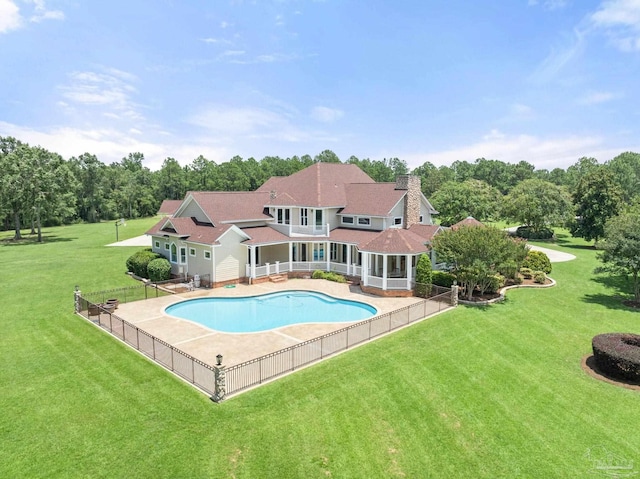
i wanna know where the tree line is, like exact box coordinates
[1,135,639,245]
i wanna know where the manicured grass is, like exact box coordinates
[1,223,638,478]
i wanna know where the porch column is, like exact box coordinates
[326,241,330,272]
[382,254,388,290]
[362,253,368,286]
[289,242,293,268]
[406,254,412,290]
[346,244,351,276]
[250,246,256,279]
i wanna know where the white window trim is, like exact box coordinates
[204,250,211,260]
[154,240,160,248]
[393,217,402,226]
[164,243,170,251]
[170,243,178,263]
[342,216,354,225]
[179,246,187,264]
[189,247,196,257]
[357,217,371,225]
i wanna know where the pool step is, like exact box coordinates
[269,274,288,283]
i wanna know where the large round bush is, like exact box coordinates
[592,333,640,383]
[522,250,552,274]
[432,271,456,288]
[126,248,162,278]
[515,226,554,240]
[147,258,172,282]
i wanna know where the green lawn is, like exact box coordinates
[1,221,638,478]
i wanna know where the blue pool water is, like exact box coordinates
[164,291,377,333]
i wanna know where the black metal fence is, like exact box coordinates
[75,286,454,400]
[75,296,218,396]
[225,289,453,395]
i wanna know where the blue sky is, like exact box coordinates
[1,0,639,171]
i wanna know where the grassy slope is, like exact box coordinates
[1,223,638,478]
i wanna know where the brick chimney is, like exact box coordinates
[395,175,421,229]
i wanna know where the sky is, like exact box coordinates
[1,0,640,172]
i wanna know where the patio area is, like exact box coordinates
[114,279,432,367]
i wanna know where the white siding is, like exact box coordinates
[215,230,247,282]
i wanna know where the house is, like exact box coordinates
[146,162,443,296]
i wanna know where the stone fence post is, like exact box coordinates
[212,357,226,402]
[451,284,459,307]
[74,287,82,313]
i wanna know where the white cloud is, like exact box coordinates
[529,0,569,10]
[58,68,143,121]
[578,90,618,104]
[530,28,586,83]
[401,130,620,170]
[0,0,22,33]
[591,0,640,51]
[310,106,344,123]
[0,121,232,169]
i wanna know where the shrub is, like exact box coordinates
[522,250,552,274]
[515,226,554,240]
[485,274,505,294]
[311,270,347,283]
[126,249,162,278]
[147,258,171,282]
[592,333,640,382]
[432,271,456,288]
[520,267,533,279]
[533,271,546,284]
[498,260,518,280]
[414,253,433,297]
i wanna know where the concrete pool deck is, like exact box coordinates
[114,279,435,367]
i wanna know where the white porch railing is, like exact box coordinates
[367,276,383,288]
[387,278,410,289]
[329,262,348,274]
[290,224,329,236]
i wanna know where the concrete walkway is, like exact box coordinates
[106,235,152,247]
[527,245,576,263]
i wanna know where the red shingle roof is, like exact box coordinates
[451,216,485,230]
[340,183,405,216]
[408,224,442,242]
[157,199,182,216]
[359,228,431,254]
[188,191,272,223]
[256,162,375,207]
[146,217,234,245]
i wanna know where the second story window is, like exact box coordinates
[300,208,308,226]
[358,217,370,226]
[276,208,290,225]
[342,216,354,225]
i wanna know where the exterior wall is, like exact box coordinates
[388,201,405,227]
[233,220,270,228]
[215,229,247,282]
[180,199,209,222]
[338,215,384,231]
[420,199,433,224]
[326,208,341,231]
[184,243,215,280]
[151,236,169,259]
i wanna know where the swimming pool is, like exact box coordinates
[165,291,377,333]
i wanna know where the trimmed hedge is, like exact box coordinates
[312,270,347,283]
[520,267,533,279]
[533,271,546,284]
[515,226,554,240]
[592,333,640,383]
[485,274,505,294]
[126,248,162,278]
[147,258,171,282]
[432,271,456,288]
[523,250,552,274]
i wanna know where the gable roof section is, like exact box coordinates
[359,228,431,255]
[189,191,272,223]
[340,183,405,216]
[157,199,182,216]
[257,162,375,207]
[146,217,236,245]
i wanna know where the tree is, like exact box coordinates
[430,180,502,226]
[432,225,527,300]
[414,253,433,297]
[566,157,599,194]
[314,150,341,163]
[502,179,572,232]
[157,157,186,200]
[607,151,640,203]
[597,209,640,303]
[0,138,29,238]
[69,153,107,222]
[570,167,623,243]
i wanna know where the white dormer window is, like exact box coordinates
[342,216,354,225]
[394,217,402,226]
[358,217,370,226]
[276,208,290,225]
